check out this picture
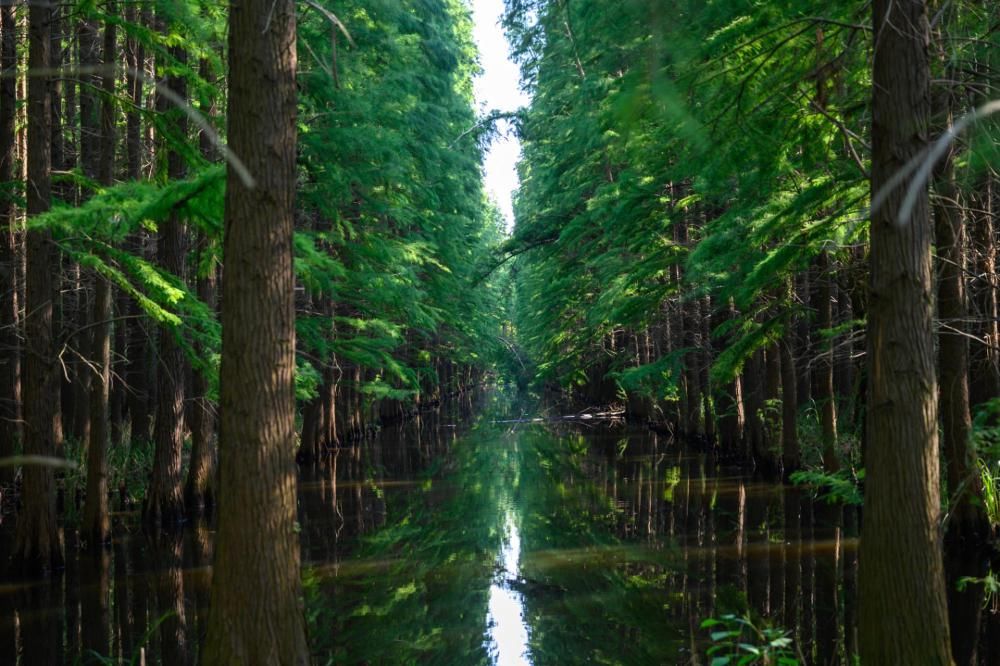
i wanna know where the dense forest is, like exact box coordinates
[503,0,999,662]
[0,0,996,664]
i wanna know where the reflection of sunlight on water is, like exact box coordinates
[485,510,532,665]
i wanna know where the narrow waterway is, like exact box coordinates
[0,392,860,664]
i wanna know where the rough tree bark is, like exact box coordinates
[123,2,152,442]
[932,73,991,666]
[82,1,116,546]
[13,0,62,575]
[858,0,954,662]
[184,58,219,515]
[0,2,18,482]
[144,40,189,527]
[202,0,309,661]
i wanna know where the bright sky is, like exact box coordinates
[471,0,530,232]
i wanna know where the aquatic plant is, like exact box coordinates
[700,614,799,665]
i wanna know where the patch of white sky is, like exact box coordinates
[471,0,531,233]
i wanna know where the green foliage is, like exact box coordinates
[978,459,1000,526]
[972,399,1000,525]
[789,469,864,506]
[956,572,1000,605]
[610,350,686,403]
[27,0,508,420]
[75,612,180,666]
[503,0,873,398]
[701,614,799,666]
[296,0,510,396]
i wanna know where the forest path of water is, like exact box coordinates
[0,392,857,664]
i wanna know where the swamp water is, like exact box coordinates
[0,393,859,664]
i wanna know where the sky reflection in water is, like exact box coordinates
[486,509,531,665]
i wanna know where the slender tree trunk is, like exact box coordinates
[69,10,102,444]
[780,333,799,476]
[970,174,999,406]
[121,2,153,442]
[858,0,953,661]
[763,340,781,475]
[202,0,309,661]
[184,58,219,515]
[0,2,18,482]
[813,252,839,471]
[82,3,116,546]
[144,41,189,527]
[933,86,991,666]
[184,233,217,514]
[13,0,62,575]
[713,299,743,455]
[795,271,812,408]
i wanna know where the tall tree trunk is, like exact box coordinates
[82,2,116,547]
[969,174,999,407]
[13,0,62,575]
[202,0,309,661]
[795,270,812,408]
[780,332,799,476]
[713,299,743,455]
[144,41,189,527]
[184,58,219,515]
[68,10,102,444]
[932,79,991,666]
[121,2,153,442]
[813,251,839,471]
[0,2,18,482]
[858,0,953,661]
[184,237,217,514]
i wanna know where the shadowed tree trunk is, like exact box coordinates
[813,252,839,471]
[13,0,62,575]
[969,174,999,407]
[184,58,219,515]
[184,235,217,514]
[780,305,800,477]
[858,0,953,661]
[202,0,309,661]
[714,298,744,456]
[932,74,991,666]
[0,2,18,482]
[67,9,102,445]
[145,40,189,528]
[82,2,116,546]
[123,2,152,442]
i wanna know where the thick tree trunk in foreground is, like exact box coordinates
[202,0,309,661]
[14,1,62,574]
[858,0,953,662]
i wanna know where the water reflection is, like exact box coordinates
[0,393,884,664]
[485,509,531,665]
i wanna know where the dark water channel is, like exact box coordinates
[0,392,860,664]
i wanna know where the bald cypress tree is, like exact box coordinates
[858,0,953,661]
[14,0,62,575]
[202,0,308,661]
[0,2,18,481]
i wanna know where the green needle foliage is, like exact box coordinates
[504,0,874,398]
[23,0,508,419]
